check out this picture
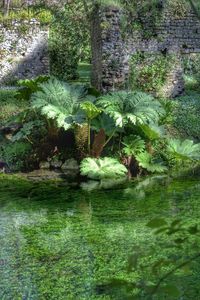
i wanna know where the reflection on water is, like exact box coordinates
[0,176,200,299]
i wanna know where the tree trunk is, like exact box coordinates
[3,0,11,17]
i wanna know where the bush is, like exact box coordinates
[0,141,32,171]
[171,92,200,140]
[48,3,90,80]
[0,8,52,26]
[0,89,27,125]
[183,54,200,79]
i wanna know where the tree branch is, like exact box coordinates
[151,252,200,295]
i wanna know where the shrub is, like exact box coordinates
[167,138,200,161]
[16,76,50,101]
[0,89,27,125]
[49,3,90,80]
[0,141,32,171]
[0,8,52,26]
[171,92,200,140]
[135,151,168,173]
[31,78,86,130]
[97,91,164,127]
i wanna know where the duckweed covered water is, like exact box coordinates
[0,175,200,299]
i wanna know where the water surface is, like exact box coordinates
[0,175,200,299]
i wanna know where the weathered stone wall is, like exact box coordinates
[91,6,200,97]
[0,19,49,85]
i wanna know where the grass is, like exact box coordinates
[76,62,91,84]
[0,8,52,26]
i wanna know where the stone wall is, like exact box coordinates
[91,5,200,97]
[0,19,49,85]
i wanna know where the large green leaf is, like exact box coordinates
[97,91,165,128]
[80,157,128,180]
[135,151,167,173]
[167,138,200,161]
[91,113,119,136]
[31,78,86,130]
[122,135,145,156]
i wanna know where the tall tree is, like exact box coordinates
[3,0,12,16]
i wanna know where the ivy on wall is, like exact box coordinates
[129,52,177,95]
[119,0,194,40]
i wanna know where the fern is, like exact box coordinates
[80,157,127,180]
[167,139,200,161]
[31,78,86,130]
[122,135,145,156]
[135,151,167,173]
[97,91,164,127]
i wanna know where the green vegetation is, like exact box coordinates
[80,157,127,179]
[0,141,32,171]
[129,53,177,95]
[49,3,90,80]
[167,92,200,140]
[1,75,200,176]
[167,138,200,161]
[1,1,200,298]
[122,135,145,156]
[0,89,27,125]
[0,8,53,26]
[0,176,200,299]
[97,91,164,127]
[31,78,86,130]
[135,151,168,173]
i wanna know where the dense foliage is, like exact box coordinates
[130,53,177,96]
[49,2,90,80]
[1,75,200,176]
[31,78,86,130]
[1,1,200,299]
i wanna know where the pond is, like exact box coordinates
[0,175,200,299]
